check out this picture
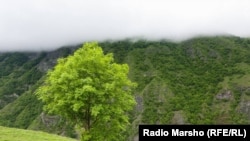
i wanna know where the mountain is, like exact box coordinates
[0,47,78,138]
[1,35,250,140]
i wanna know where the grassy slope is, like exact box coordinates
[0,126,77,141]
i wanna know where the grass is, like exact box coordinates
[0,126,78,141]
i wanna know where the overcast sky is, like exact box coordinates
[1,0,250,52]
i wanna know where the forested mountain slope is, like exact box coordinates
[1,36,250,140]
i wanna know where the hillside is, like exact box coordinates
[0,126,77,141]
[0,47,78,138]
[1,35,250,140]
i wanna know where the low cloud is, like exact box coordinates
[1,0,250,51]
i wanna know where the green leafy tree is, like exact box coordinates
[36,42,137,141]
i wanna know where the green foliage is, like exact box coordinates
[0,89,43,128]
[23,52,47,69]
[0,50,77,138]
[100,36,250,126]
[0,53,29,77]
[0,53,44,108]
[36,42,137,141]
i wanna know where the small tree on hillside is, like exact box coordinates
[36,42,137,141]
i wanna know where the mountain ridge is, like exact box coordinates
[1,35,250,140]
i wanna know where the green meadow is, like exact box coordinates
[0,126,77,141]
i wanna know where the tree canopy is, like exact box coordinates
[36,42,137,141]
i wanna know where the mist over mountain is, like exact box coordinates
[1,0,250,51]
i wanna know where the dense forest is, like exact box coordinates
[1,35,250,140]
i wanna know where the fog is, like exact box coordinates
[1,0,250,51]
